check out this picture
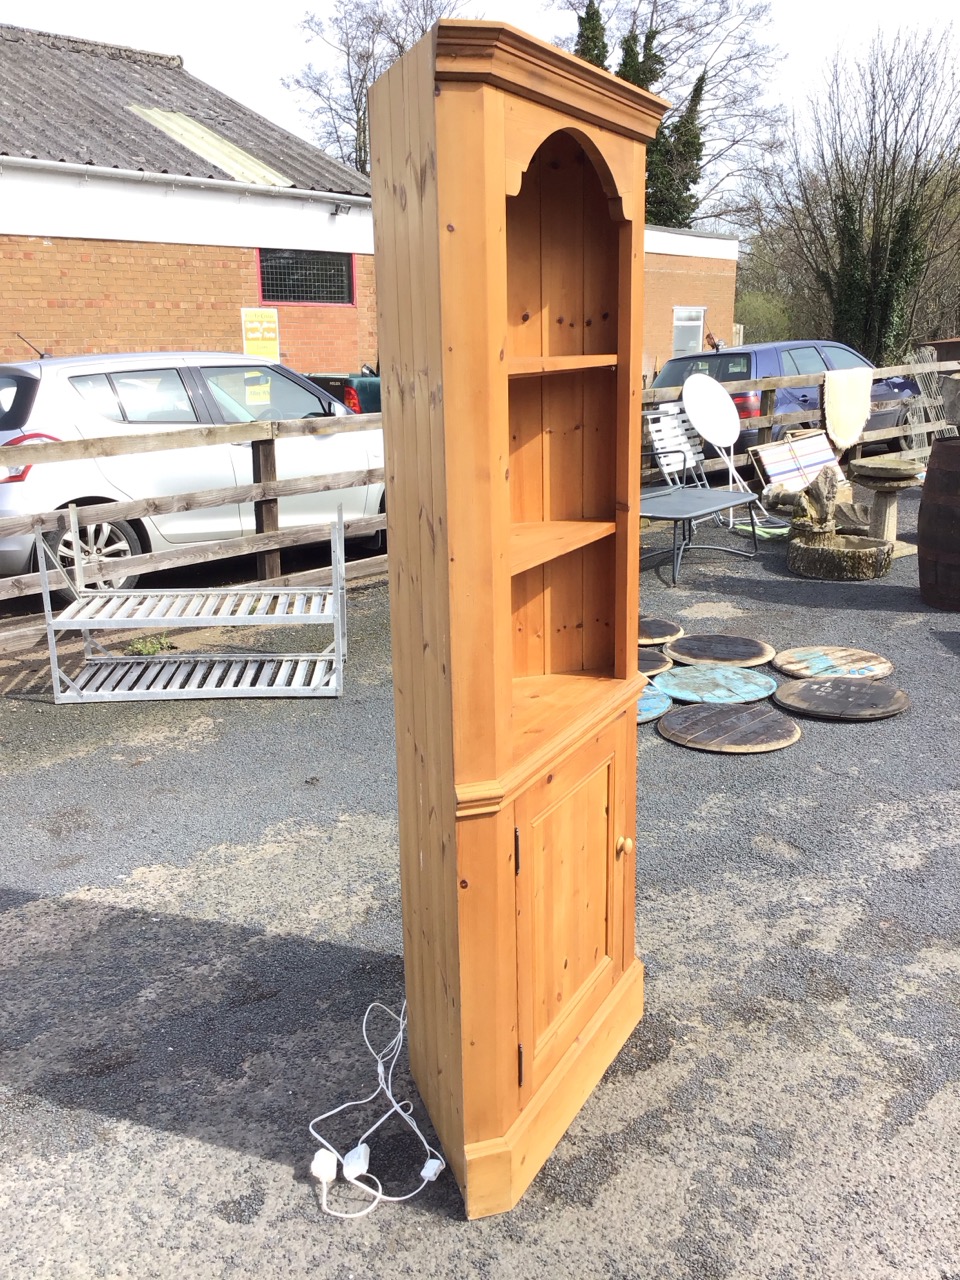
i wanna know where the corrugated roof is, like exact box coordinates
[0,23,370,197]
[128,107,297,186]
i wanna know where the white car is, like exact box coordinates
[0,352,384,595]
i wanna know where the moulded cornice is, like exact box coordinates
[432,20,669,144]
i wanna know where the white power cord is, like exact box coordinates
[308,1000,445,1218]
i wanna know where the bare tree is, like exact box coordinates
[750,28,960,362]
[553,0,784,223]
[289,0,463,175]
[735,219,827,341]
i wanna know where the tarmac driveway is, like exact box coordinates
[0,488,957,1279]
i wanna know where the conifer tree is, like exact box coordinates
[644,69,706,228]
[618,25,665,91]
[616,24,642,84]
[549,0,783,224]
[574,0,609,70]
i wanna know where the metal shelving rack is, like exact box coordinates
[37,506,347,703]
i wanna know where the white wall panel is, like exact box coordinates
[644,227,739,261]
[0,166,374,254]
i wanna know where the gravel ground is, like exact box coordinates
[0,487,957,1279]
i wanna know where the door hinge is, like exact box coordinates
[514,825,520,875]
[518,1042,524,1087]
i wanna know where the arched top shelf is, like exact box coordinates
[509,127,623,205]
[503,104,640,212]
[506,129,621,365]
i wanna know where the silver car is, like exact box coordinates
[0,352,384,592]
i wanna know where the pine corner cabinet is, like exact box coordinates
[369,21,667,1218]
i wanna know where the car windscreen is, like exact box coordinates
[199,366,337,423]
[652,353,752,387]
[0,373,40,434]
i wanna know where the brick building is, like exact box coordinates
[642,225,739,384]
[0,25,735,382]
[0,24,375,375]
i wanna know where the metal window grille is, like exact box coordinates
[259,249,353,304]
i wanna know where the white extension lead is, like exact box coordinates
[308,1000,445,1219]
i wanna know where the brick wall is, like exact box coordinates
[642,253,737,382]
[1,233,729,383]
[0,235,379,375]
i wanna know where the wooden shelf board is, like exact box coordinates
[510,669,645,776]
[507,354,618,377]
[510,520,616,575]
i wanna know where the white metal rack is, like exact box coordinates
[37,507,347,704]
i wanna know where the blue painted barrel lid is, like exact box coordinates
[637,685,673,723]
[652,662,778,704]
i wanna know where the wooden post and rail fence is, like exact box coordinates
[0,411,387,609]
[642,357,960,478]
[0,359,955,648]
[0,412,387,652]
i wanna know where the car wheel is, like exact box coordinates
[44,517,143,605]
[894,407,926,454]
[896,428,927,454]
[365,494,387,554]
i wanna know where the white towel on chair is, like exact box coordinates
[823,367,872,449]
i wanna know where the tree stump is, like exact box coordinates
[787,533,893,580]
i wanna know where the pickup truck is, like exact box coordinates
[307,369,381,415]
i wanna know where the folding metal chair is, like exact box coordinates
[644,400,764,531]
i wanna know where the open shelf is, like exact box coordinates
[53,649,340,703]
[510,520,615,576]
[53,586,335,630]
[511,670,645,771]
[507,354,618,377]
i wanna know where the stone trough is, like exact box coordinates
[787,529,894,580]
[786,469,894,581]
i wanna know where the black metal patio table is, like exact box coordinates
[640,487,760,585]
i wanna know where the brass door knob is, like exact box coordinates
[615,837,634,860]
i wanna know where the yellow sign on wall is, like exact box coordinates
[241,307,280,360]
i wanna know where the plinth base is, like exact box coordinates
[458,959,645,1219]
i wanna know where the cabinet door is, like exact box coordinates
[515,716,627,1098]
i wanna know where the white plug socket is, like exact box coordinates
[421,1157,444,1182]
[342,1142,371,1181]
[310,1148,338,1184]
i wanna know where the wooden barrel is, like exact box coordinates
[918,438,960,608]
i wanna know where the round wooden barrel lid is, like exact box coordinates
[662,633,776,667]
[637,686,672,724]
[658,702,801,753]
[638,616,684,646]
[771,646,893,680]
[652,662,778,704]
[772,677,909,721]
[638,648,673,677]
